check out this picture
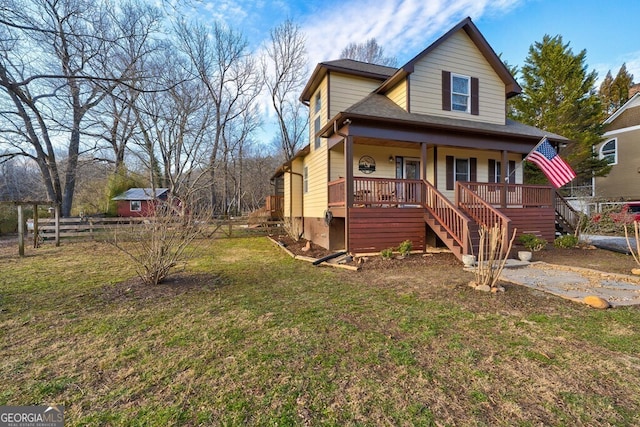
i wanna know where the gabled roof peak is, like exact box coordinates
[604,92,640,125]
[377,16,521,98]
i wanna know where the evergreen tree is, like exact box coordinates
[612,64,634,110]
[509,35,610,184]
[598,70,615,114]
[599,64,634,115]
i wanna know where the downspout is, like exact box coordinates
[283,161,304,239]
[334,120,351,252]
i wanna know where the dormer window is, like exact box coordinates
[451,74,470,112]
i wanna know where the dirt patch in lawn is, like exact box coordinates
[97,272,228,304]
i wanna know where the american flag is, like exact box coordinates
[525,137,576,188]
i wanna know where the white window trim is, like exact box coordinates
[451,73,470,113]
[599,138,618,165]
[130,200,141,212]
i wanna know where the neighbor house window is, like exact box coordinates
[303,166,308,193]
[130,200,141,212]
[600,138,617,165]
[451,74,470,112]
[314,91,321,114]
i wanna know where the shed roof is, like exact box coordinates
[112,188,169,201]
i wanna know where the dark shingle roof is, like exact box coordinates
[342,94,568,142]
[319,59,397,78]
[112,188,169,201]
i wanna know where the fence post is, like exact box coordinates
[17,204,24,257]
[33,204,39,248]
[54,205,60,247]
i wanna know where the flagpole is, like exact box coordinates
[524,135,548,161]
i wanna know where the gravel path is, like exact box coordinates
[500,262,640,306]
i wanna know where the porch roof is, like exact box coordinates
[321,93,569,144]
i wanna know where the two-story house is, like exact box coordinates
[271,17,575,259]
[596,92,640,201]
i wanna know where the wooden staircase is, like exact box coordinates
[554,190,581,234]
[421,180,512,260]
[422,180,471,260]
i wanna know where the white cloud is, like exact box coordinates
[300,0,522,67]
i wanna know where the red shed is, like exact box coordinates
[111,188,169,217]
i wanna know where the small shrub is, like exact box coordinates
[397,240,413,257]
[518,233,547,252]
[380,248,394,259]
[554,234,578,249]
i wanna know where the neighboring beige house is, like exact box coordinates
[596,92,640,201]
[272,17,575,259]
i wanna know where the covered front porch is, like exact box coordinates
[327,177,567,257]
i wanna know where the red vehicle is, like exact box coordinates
[626,202,640,221]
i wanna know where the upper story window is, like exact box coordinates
[442,70,478,115]
[313,117,321,149]
[303,166,309,193]
[312,90,322,150]
[451,74,470,112]
[599,138,617,165]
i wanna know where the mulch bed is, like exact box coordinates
[271,233,639,275]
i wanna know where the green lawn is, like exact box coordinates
[1,237,639,426]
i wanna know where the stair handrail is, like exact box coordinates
[456,182,512,230]
[554,190,580,232]
[422,180,471,254]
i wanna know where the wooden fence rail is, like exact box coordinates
[27,216,284,242]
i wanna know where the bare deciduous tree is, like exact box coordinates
[0,0,163,215]
[262,19,309,161]
[340,38,397,67]
[176,20,263,212]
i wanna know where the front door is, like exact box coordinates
[396,157,421,204]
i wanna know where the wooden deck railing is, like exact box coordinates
[554,190,581,233]
[328,178,346,207]
[424,180,470,253]
[328,177,424,207]
[461,183,554,208]
[457,182,511,237]
[265,195,284,217]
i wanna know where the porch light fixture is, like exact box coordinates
[389,155,394,163]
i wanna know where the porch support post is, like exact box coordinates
[345,136,354,252]
[420,142,427,181]
[501,150,508,208]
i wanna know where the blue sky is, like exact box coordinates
[192,0,640,85]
